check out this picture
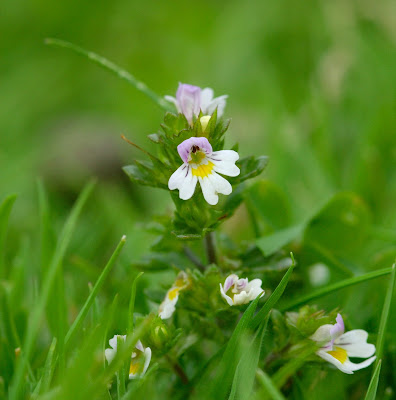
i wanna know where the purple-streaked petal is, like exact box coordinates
[176,83,201,124]
[335,330,376,358]
[177,137,213,163]
[310,324,333,343]
[224,274,238,292]
[204,95,228,117]
[330,314,345,339]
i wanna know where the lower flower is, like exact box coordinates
[219,274,264,306]
[310,314,376,374]
[159,271,190,319]
[105,335,151,379]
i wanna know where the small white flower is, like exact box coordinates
[165,83,227,125]
[310,314,376,374]
[168,137,240,205]
[105,335,151,379]
[219,274,264,306]
[159,272,190,319]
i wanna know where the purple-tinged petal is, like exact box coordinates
[330,314,345,339]
[224,274,238,292]
[177,137,213,163]
[176,83,201,124]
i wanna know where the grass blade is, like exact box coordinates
[364,359,382,400]
[128,272,144,333]
[8,180,95,400]
[0,194,17,278]
[255,369,286,400]
[65,235,127,348]
[44,38,171,111]
[375,263,396,367]
[250,253,296,330]
[281,266,393,311]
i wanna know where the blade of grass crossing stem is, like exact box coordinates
[0,194,17,278]
[65,235,126,348]
[128,272,144,332]
[375,263,396,368]
[364,359,382,400]
[104,294,119,368]
[229,314,270,400]
[44,38,171,111]
[117,336,127,399]
[272,341,318,389]
[256,369,286,400]
[250,253,296,330]
[36,338,58,395]
[201,295,262,399]
[9,180,95,400]
[281,266,393,311]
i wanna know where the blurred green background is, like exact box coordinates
[1,0,396,397]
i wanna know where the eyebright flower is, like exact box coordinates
[168,136,240,205]
[310,314,376,374]
[105,335,152,379]
[164,83,227,125]
[159,271,190,319]
[220,274,264,306]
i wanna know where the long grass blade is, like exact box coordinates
[250,253,296,330]
[282,266,393,311]
[128,272,144,333]
[44,38,171,111]
[8,180,95,400]
[364,359,382,400]
[375,263,396,367]
[65,235,127,347]
[0,194,17,278]
[255,369,286,400]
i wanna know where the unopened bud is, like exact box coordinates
[200,115,211,132]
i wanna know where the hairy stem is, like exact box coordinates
[205,232,217,265]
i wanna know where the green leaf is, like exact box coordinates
[38,338,58,395]
[229,156,269,185]
[375,263,396,367]
[255,369,286,400]
[281,266,393,311]
[250,254,296,330]
[304,192,370,257]
[123,163,168,189]
[246,180,291,231]
[64,235,127,348]
[364,359,382,400]
[0,194,17,278]
[256,225,304,257]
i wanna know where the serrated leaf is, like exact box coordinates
[229,156,269,185]
[123,163,168,189]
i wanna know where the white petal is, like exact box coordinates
[208,172,232,195]
[105,348,116,364]
[168,164,198,200]
[205,95,228,117]
[223,274,239,292]
[316,350,354,374]
[200,88,214,110]
[108,334,126,350]
[159,296,178,319]
[310,325,333,343]
[220,283,234,306]
[135,340,144,352]
[199,176,218,205]
[142,347,152,375]
[233,291,251,305]
[342,356,376,372]
[335,330,376,358]
[211,150,239,162]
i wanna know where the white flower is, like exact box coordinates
[159,271,190,319]
[168,136,240,205]
[219,274,264,306]
[105,335,151,379]
[310,314,376,374]
[164,83,227,125]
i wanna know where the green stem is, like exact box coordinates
[44,38,172,111]
[183,246,205,271]
[205,232,217,265]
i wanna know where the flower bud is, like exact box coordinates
[200,115,211,132]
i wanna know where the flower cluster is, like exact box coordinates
[311,314,376,374]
